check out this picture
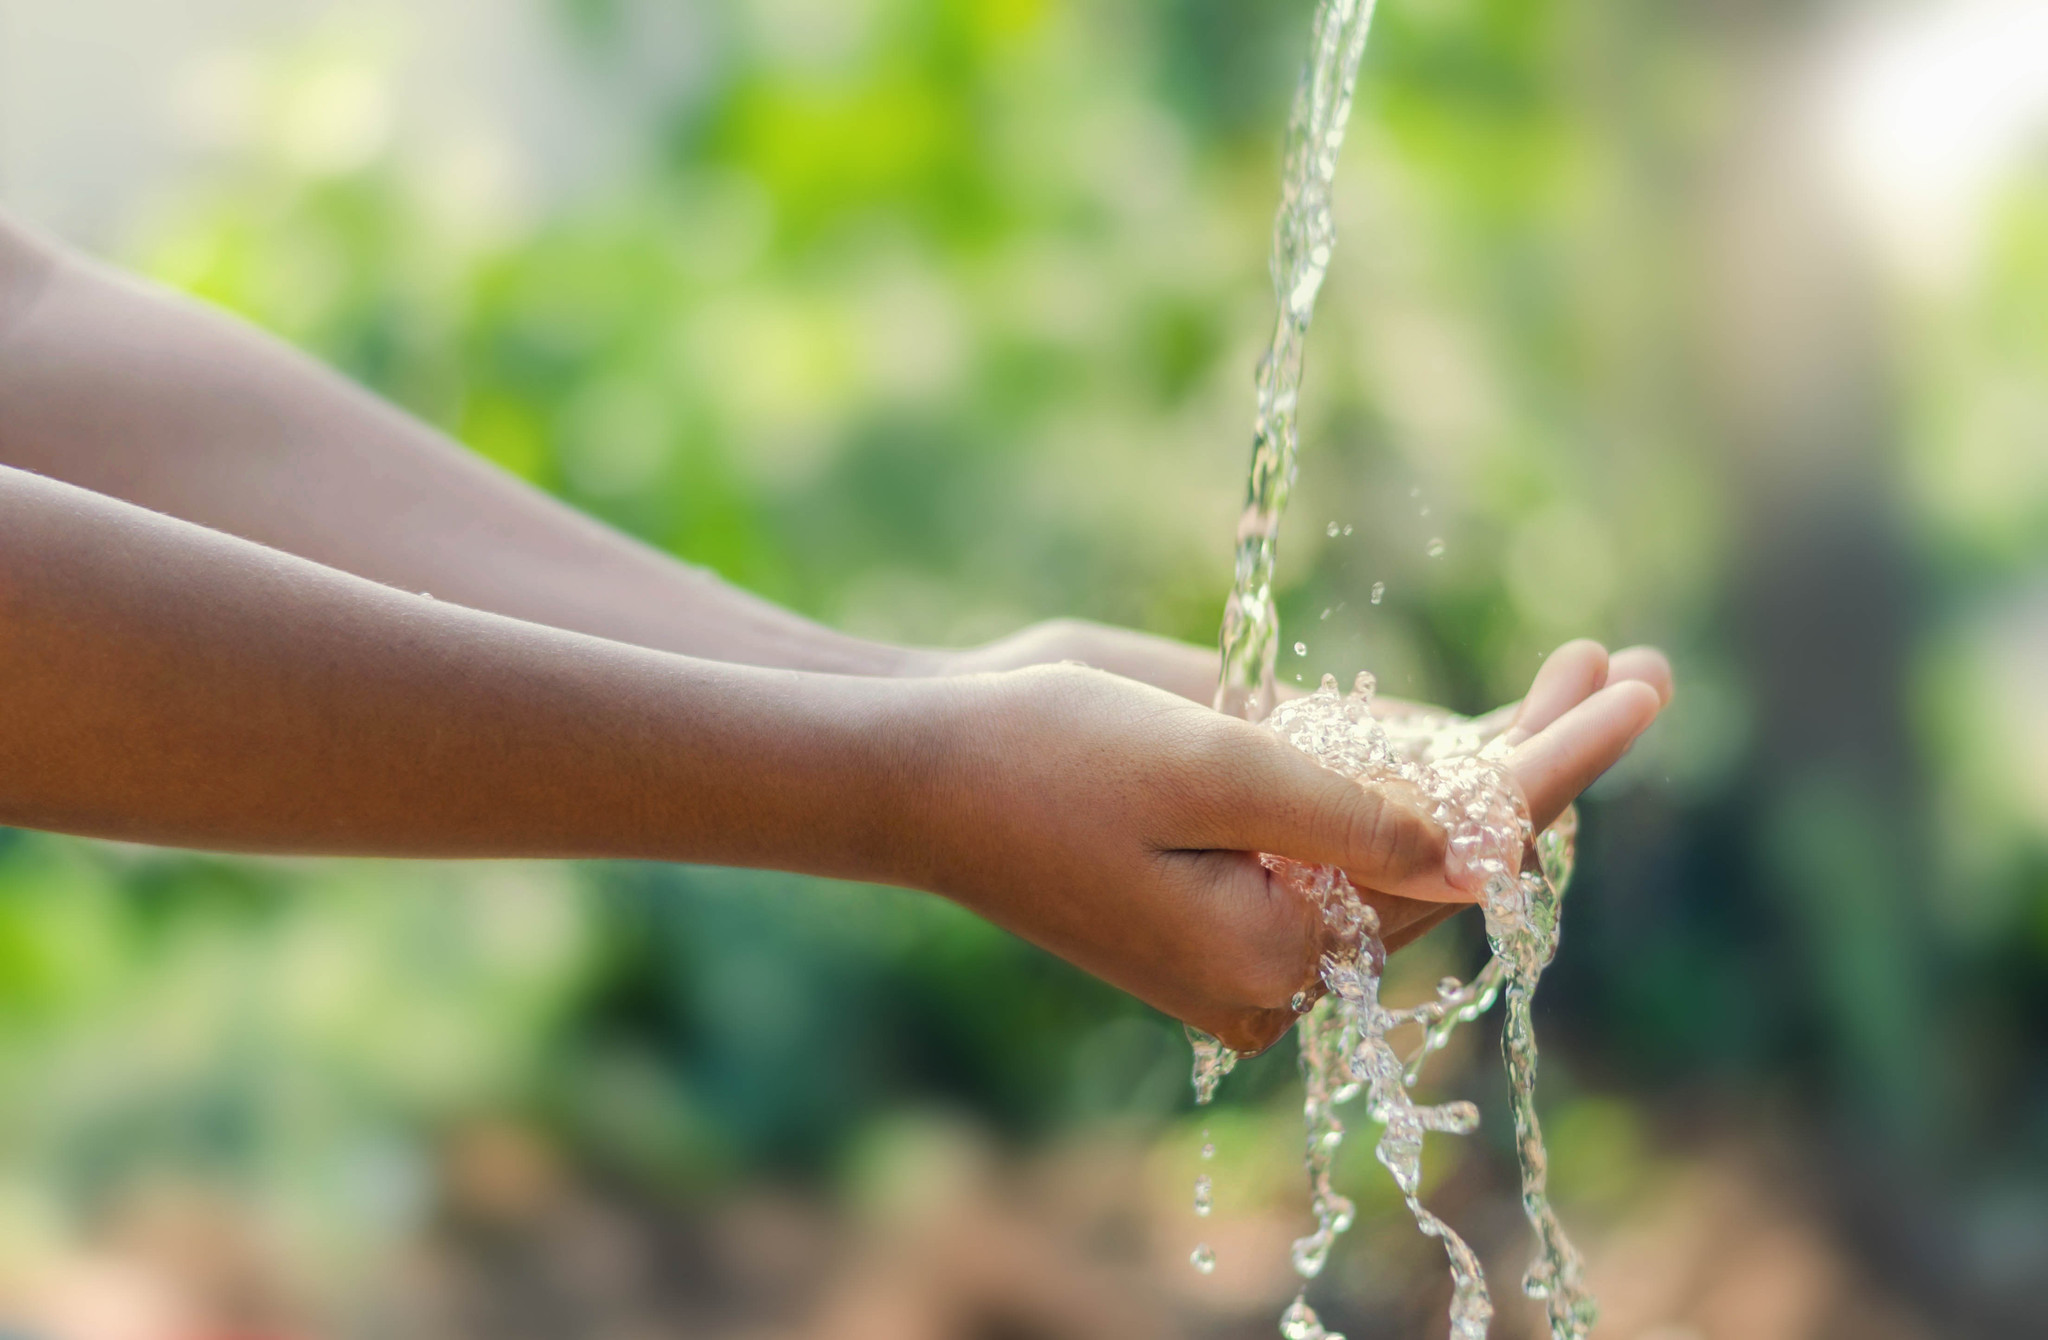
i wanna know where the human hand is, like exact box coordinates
[942,622,1669,968]
[909,640,1668,1054]
[947,619,1670,728]
[1348,639,1675,964]
[942,618,1223,704]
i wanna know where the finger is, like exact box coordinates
[1461,639,1608,745]
[1604,644,1674,705]
[1315,777,1458,904]
[1203,893,1440,1054]
[1501,639,1609,747]
[1226,741,1453,897]
[1229,660,1655,908]
[1509,679,1662,830]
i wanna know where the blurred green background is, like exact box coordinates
[1,0,2044,1335]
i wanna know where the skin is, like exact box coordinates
[0,210,1671,1055]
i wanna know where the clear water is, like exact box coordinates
[1255,678,1595,1339]
[1189,0,1597,1335]
[1214,0,1379,725]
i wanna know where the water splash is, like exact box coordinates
[1191,0,1597,1331]
[1281,1293,1344,1340]
[1246,676,1595,1338]
[1188,1023,1239,1105]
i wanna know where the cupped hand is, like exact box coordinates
[1351,639,1675,968]
[914,640,1670,1055]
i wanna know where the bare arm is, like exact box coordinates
[0,210,1463,705]
[0,463,934,868]
[0,210,931,676]
[0,212,1677,721]
[0,466,1664,1050]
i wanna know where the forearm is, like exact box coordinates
[0,210,928,676]
[0,464,937,876]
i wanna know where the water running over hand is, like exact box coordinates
[1253,678,1595,1339]
[1189,0,1597,1336]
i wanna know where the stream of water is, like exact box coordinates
[1190,1,1597,1336]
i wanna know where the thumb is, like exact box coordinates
[1212,675,1664,912]
[1224,739,1456,903]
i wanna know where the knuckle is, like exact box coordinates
[1317,781,1380,857]
[1165,719,1270,822]
[1330,782,1444,877]
[1180,713,1256,771]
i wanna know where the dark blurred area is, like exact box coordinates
[1,0,2044,1335]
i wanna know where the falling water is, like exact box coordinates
[1214,0,1378,725]
[1251,679,1595,1339]
[1188,0,1597,1336]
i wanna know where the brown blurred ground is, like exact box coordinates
[3,1114,1944,1340]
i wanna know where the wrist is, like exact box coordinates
[855,668,1010,899]
[813,670,970,890]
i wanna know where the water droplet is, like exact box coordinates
[1187,1028,1237,1105]
[1419,505,1431,517]
[1201,1141,1216,1161]
[1370,581,1385,604]
[1191,1243,1217,1275]
[1281,1294,1331,1339]
[1426,538,1446,558]
[1326,521,1341,537]
[1194,1173,1214,1216]
[1409,485,1422,498]
[1342,524,1353,535]
[1294,641,1308,656]
[1292,1230,1333,1278]
[1319,607,1332,621]
[1234,664,1590,1335]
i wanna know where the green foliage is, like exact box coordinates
[8,0,2045,1275]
